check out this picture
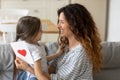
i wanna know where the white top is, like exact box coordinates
[21,41,48,80]
[51,44,93,80]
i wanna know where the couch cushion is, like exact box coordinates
[102,42,120,69]
[44,42,59,64]
[94,42,120,80]
[0,43,14,80]
[45,42,59,55]
[45,42,120,69]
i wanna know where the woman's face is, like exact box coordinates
[58,12,73,37]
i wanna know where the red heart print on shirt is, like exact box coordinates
[17,49,27,56]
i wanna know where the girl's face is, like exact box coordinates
[57,12,73,37]
[34,28,43,43]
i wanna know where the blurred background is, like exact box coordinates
[0,0,120,42]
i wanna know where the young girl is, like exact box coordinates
[14,16,63,80]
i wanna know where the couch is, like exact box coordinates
[93,42,120,80]
[0,42,120,80]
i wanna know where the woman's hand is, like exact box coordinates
[15,57,34,74]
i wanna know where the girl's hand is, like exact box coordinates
[47,45,64,62]
[15,57,34,74]
[15,57,29,70]
[56,47,64,55]
[56,44,65,55]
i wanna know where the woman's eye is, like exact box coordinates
[60,21,64,24]
[61,21,64,24]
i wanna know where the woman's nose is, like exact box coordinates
[57,23,61,29]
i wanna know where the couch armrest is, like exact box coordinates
[0,43,14,80]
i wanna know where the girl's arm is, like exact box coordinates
[34,59,50,80]
[47,47,64,62]
[15,57,51,80]
[15,57,34,74]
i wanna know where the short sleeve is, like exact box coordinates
[27,44,42,62]
[31,49,42,62]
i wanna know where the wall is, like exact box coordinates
[0,0,1,8]
[0,0,108,41]
[1,0,70,25]
[107,0,120,41]
[71,0,108,40]
[0,0,69,42]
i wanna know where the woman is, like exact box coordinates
[15,3,103,80]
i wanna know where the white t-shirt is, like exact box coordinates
[24,41,48,80]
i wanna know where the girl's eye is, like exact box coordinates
[39,28,43,32]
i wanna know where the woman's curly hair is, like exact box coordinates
[57,3,103,72]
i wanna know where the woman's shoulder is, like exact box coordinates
[68,44,87,59]
[71,44,84,53]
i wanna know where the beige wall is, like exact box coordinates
[1,0,70,26]
[0,0,108,41]
[72,0,108,40]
